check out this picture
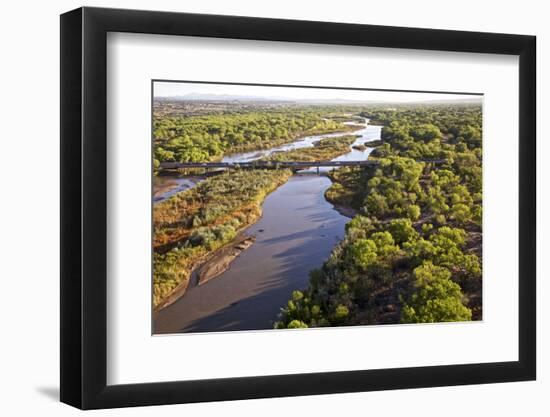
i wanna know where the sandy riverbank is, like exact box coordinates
[154,233,258,313]
[197,236,256,285]
[153,175,350,334]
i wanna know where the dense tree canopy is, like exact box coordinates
[151,101,483,324]
[276,104,482,328]
[401,262,472,323]
[153,110,350,166]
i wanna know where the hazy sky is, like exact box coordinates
[153,81,482,104]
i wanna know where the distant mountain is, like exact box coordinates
[155,92,481,105]
[158,93,293,102]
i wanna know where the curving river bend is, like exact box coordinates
[153,120,382,334]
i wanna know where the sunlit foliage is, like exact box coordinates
[276,104,482,328]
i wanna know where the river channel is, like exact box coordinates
[153,120,382,333]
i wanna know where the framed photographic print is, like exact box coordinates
[60,6,536,409]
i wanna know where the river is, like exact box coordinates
[153,120,382,334]
[153,176,200,204]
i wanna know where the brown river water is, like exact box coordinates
[154,175,348,333]
[153,121,382,334]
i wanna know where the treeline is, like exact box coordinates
[276,104,483,328]
[153,169,292,308]
[153,111,350,167]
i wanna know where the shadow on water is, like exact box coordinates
[177,228,339,333]
[182,281,294,333]
[154,176,349,334]
[259,224,339,246]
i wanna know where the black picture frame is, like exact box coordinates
[60,6,536,410]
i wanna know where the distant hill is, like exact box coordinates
[155,92,482,106]
[156,93,293,103]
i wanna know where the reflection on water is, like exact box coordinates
[222,130,356,163]
[221,118,373,163]
[300,120,382,173]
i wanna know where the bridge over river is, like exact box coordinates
[160,159,446,170]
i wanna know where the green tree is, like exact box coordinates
[333,305,350,323]
[401,262,472,323]
[370,231,401,261]
[387,218,418,244]
[450,203,472,224]
[407,204,421,221]
[348,239,377,270]
[287,320,308,329]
